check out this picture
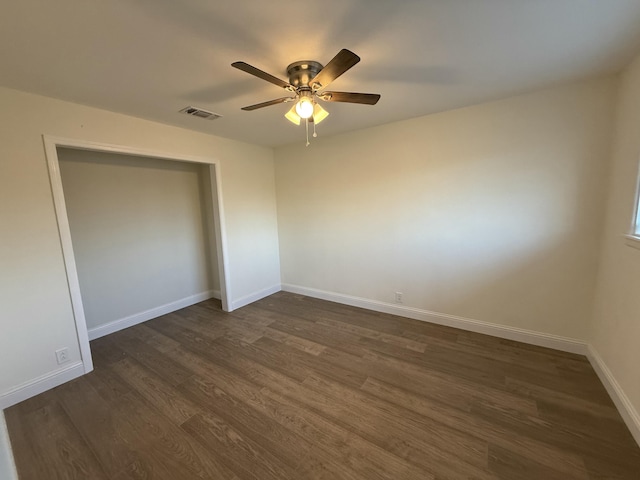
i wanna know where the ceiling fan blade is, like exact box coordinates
[241,97,293,111]
[309,49,360,89]
[320,92,381,105]
[232,61,292,89]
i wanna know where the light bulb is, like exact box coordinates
[295,97,314,119]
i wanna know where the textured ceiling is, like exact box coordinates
[2,0,640,147]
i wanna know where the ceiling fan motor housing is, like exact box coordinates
[286,61,324,88]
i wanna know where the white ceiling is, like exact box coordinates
[2,0,640,147]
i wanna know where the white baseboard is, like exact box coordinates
[0,361,84,410]
[88,290,218,340]
[587,345,640,447]
[281,284,588,355]
[0,411,18,480]
[230,284,282,311]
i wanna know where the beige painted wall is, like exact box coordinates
[591,53,640,418]
[58,149,217,331]
[0,86,280,399]
[275,77,616,340]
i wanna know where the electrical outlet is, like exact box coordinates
[55,348,69,365]
[395,292,403,304]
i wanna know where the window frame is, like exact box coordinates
[625,161,640,249]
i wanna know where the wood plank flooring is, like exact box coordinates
[5,292,640,479]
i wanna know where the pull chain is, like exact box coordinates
[313,120,317,138]
[305,118,310,146]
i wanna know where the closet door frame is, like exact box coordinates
[43,135,231,374]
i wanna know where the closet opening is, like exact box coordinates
[44,136,230,374]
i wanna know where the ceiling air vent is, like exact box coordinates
[179,106,222,120]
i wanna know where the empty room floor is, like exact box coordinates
[5,292,640,479]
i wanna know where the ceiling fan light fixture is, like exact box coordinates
[295,96,314,119]
[285,102,329,126]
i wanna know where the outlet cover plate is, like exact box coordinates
[55,348,69,365]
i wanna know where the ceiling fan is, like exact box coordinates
[232,49,380,144]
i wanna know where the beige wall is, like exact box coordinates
[58,149,217,331]
[275,77,616,340]
[0,86,280,400]
[591,53,640,419]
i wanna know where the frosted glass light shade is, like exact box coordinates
[313,103,329,124]
[285,105,301,125]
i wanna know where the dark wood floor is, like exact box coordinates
[5,292,640,479]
